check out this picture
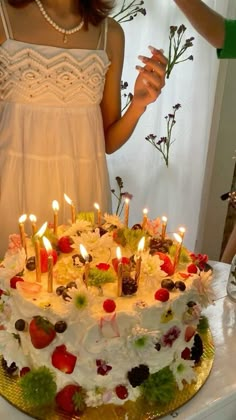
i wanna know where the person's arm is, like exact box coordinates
[101,18,167,154]
[174,0,225,48]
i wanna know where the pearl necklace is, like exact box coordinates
[34,0,84,43]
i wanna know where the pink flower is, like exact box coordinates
[145,217,161,236]
[7,234,22,254]
[162,326,181,347]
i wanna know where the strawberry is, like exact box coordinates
[56,384,86,414]
[40,248,58,273]
[112,257,130,273]
[52,345,77,374]
[29,316,56,349]
[103,299,116,313]
[155,252,174,276]
[185,325,196,342]
[187,263,198,274]
[154,288,169,302]
[58,236,74,253]
[10,276,24,289]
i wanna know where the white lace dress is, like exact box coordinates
[0,4,111,256]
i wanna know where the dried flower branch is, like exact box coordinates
[166,24,194,79]
[145,104,181,167]
[111,177,133,216]
[121,80,133,112]
[112,0,146,23]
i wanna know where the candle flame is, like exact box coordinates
[64,193,73,205]
[116,246,122,260]
[80,244,89,260]
[19,214,27,223]
[138,236,145,252]
[52,200,59,212]
[42,236,52,253]
[143,208,148,215]
[94,202,100,211]
[35,222,47,238]
[125,197,130,204]
[162,216,168,223]
[173,233,182,244]
[179,226,186,234]
[29,214,37,223]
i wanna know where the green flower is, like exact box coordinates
[74,292,88,310]
[19,366,57,406]
[141,366,176,405]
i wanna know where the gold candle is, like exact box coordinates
[142,208,148,230]
[34,222,48,283]
[161,216,168,241]
[178,226,186,241]
[94,202,101,226]
[80,244,90,288]
[135,236,145,285]
[42,236,53,293]
[64,193,76,224]
[18,214,27,255]
[29,214,37,236]
[173,233,183,272]
[124,198,130,227]
[52,200,59,235]
[116,247,123,297]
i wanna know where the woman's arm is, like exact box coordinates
[101,18,167,154]
[173,0,225,48]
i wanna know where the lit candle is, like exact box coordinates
[64,193,76,224]
[18,214,27,255]
[52,200,59,235]
[178,226,186,241]
[124,198,130,227]
[34,222,48,283]
[142,208,148,230]
[79,244,90,288]
[29,214,37,236]
[173,233,183,272]
[42,236,53,293]
[161,216,168,241]
[135,236,145,285]
[94,202,101,226]
[116,247,123,297]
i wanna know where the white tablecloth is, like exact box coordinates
[0,262,235,420]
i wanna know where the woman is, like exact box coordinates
[0,0,167,256]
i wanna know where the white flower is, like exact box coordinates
[170,355,196,390]
[192,270,215,307]
[103,213,123,229]
[0,249,25,287]
[140,253,166,289]
[70,285,95,312]
[0,330,28,368]
[62,220,93,237]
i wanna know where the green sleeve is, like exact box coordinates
[217,19,236,59]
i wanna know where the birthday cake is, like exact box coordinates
[0,213,214,417]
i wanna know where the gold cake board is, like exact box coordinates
[0,330,214,420]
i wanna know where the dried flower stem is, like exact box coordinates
[112,0,146,23]
[166,25,194,79]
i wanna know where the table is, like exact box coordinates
[0,262,235,420]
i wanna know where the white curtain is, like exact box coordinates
[107,0,230,251]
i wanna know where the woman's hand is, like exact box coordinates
[133,47,167,112]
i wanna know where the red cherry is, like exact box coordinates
[10,276,24,289]
[115,385,128,400]
[187,263,198,274]
[154,288,169,302]
[103,299,116,313]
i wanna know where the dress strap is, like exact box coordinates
[96,18,108,51]
[0,0,13,40]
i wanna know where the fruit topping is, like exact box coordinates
[96,359,112,376]
[54,320,67,333]
[29,316,56,349]
[187,263,198,274]
[10,276,24,289]
[26,256,36,271]
[1,358,18,376]
[127,364,150,387]
[154,252,174,276]
[52,345,77,374]
[122,276,138,296]
[15,319,27,331]
[56,384,86,414]
[115,385,129,400]
[103,299,116,313]
[154,288,170,302]
[191,333,203,363]
[58,236,74,253]
[174,280,186,291]
[56,285,66,296]
[161,278,175,291]
[184,325,196,342]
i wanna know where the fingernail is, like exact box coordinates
[136,65,144,72]
[148,45,164,54]
[138,55,148,63]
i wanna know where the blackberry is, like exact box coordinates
[26,256,36,271]
[191,333,203,363]
[161,278,175,291]
[127,364,149,387]
[1,358,18,376]
[122,277,138,296]
[149,237,173,254]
